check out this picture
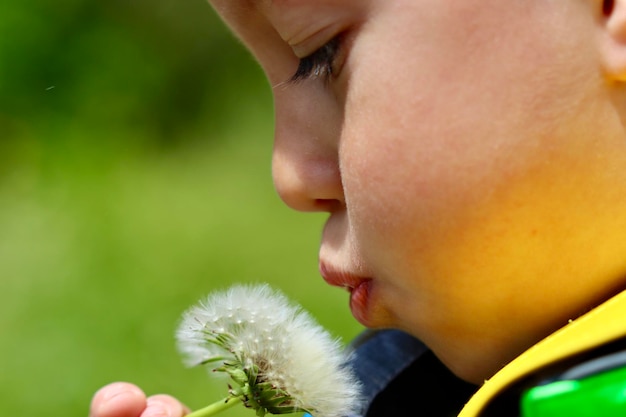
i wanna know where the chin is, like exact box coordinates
[436,344,515,385]
[446,360,495,385]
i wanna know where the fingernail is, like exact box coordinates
[96,391,140,415]
[144,399,172,417]
[94,384,143,416]
[102,384,133,401]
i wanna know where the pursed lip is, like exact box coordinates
[319,261,371,291]
[319,259,375,327]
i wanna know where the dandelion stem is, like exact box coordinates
[186,396,242,417]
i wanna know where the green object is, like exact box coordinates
[521,365,626,416]
[186,397,242,417]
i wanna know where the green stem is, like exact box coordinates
[186,396,242,417]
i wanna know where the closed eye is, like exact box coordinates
[289,37,341,83]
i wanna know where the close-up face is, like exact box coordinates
[210,0,626,382]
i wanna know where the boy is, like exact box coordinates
[90,0,626,415]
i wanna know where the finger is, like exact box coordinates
[89,382,147,417]
[142,394,190,417]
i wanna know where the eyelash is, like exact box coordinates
[289,37,341,83]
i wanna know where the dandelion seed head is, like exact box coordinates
[176,284,362,417]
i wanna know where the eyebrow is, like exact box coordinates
[258,0,308,15]
[209,0,273,17]
[207,0,262,24]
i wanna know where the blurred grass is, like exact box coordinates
[0,1,363,416]
[0,113,363,416]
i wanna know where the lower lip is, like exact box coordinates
[349,280,373,326]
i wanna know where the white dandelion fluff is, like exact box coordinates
[176,284,362,417]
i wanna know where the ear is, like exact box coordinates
[600,0,626,81]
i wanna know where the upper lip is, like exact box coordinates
[319,261,370,291]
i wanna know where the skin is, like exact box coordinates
[91,0,626,415]
[89,382,189,417]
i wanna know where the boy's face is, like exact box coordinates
[211,0,626,382]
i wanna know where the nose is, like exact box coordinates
[271,87,344,213]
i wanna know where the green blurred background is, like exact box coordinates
[0,0,363,415]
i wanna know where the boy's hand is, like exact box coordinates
[89,382,189,417]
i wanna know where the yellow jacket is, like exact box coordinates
[459,290,626,416]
